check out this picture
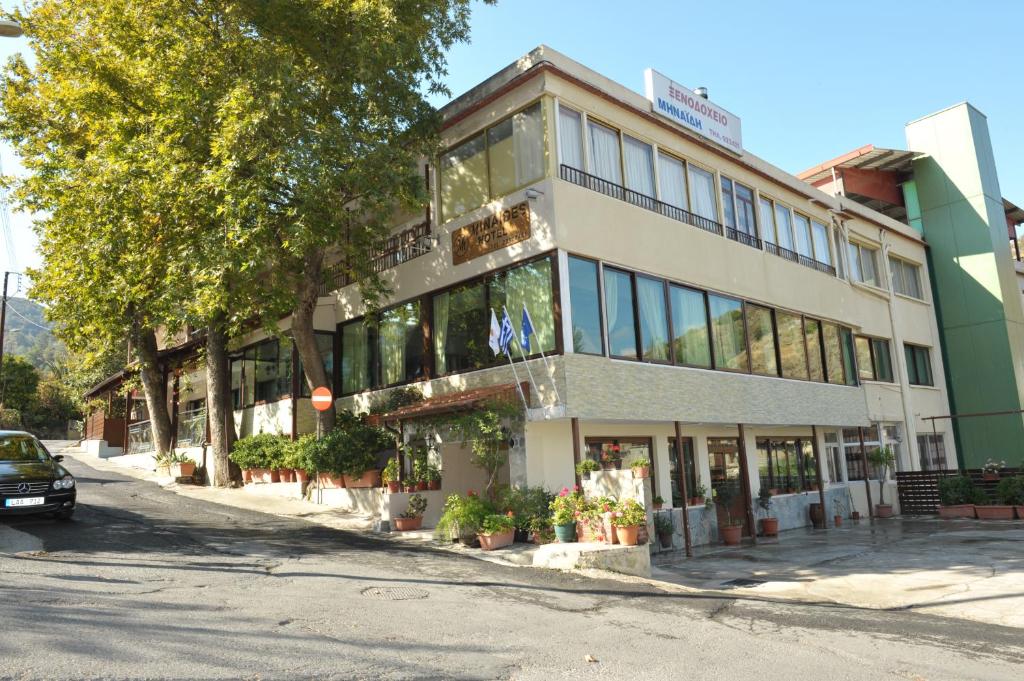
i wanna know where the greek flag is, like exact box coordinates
[520,306,535,353]
[498,309,515,356]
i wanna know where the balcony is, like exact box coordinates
[319,221,433,296]
[127,420,155,455]
[560,164,837,277]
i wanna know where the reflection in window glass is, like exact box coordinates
[841,327,858,386]
[604,268,637,358]
[721,177,736,230]
[487,102,544,198]
[668,438,697,508]
[774,204,795,251]
[823,322,844,384]
[440,133,487,220]
[855,336,874,380]
[804,318,825,382]
[759,197,776,244]
[669,285,711,367]
[709,295,747,371]
[746,304,778,376]
[777,312,808,380]
[341,320,372,394]
[568,257,603,354]
[794,213,813,258]
[299,333,335,397]
[379,302,423,387]
[871,338,893,382]
[504,258,556,354]
[735,183,757,237]
[811,220,832,265]
[636,276,669,361]
[433,282,487,375]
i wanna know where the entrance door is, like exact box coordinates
[708,437,749,537]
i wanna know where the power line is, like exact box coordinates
[5,301,50,331]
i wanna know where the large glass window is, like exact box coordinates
[503,257,556,355]
[231,338,292,407]
[756,438,818,492]
[657,153,688,210]
[668,437,697,508]
[568,256,603,355]
[841,327,858,386]
[341,319,373,394]
[623,135,655,197]
[637,276,669,361]
[855,336,874,381]
[434,281,487,375]
[604,268,637,359]
[588,119,622,184]
[759,197,776,244]
[823,322,845,385]
[688,165,718,222]
[776,311,808,380]
[669,285,711,367]
[794,213,813,258]
[558,105,584,170]
[709,295,747,371]
[774,204,795,251]
[487,102,544,199]
[848,242,879,286]
[811,220,832,265]
[804,318,825,382]
[872,338,893,382]
[889,256,922,298]
[917,434,946,471]
[379,302,423,387]
[745,304,778,376]
[440,133,487,221]
[905,344,934,386]
[735,183,757,237]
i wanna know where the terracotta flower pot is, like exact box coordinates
[982,473,1000,481]
[269,469,281,483]
[720,524,742,546]
[171,462,196,478]
[393,516,423,532]
[250,468,269,483]
[415,481,428,492]
[294,470,309,484]
[403,483,416,493]
[344,470,382,489]
[616,524,641,546]
[975,505,1014,520]
[875,504,894,518]
[601,513,619,544]
[278,468,295,483]
[851,511,861,521]
[1016,506,1024,520]
[689,496,704,506]
[761,517,779,537]
[938,504,975,519]
[386,481,400,493]
[600,460,621,471]
[316,472,345,489]
[653,502,663,510]
[632,465,650,479]
[834,515,842,527]
[427,479,441,491]
[242,469,253,484]
[478,529,515,551]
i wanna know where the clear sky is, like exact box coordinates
[2,0,1022,279]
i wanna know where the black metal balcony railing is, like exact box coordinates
[561,163,837,277]
[318,220,433,296]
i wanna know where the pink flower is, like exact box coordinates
[573,510,581,517]
[573,484,580,492]
[559,486,569,497]
[613,511,622,518]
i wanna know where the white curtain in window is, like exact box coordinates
[774,204,795,251]
[759,198,776,244]
[847,243,862,281]
[811,221,832,265]
[588,121,622,184]
[637,277,669,360]
[558,106,584,170]
[861,246,877,285]
[794,214,813,258]
[379,312,406,386]
[657,154,687,209]
[432,294,450,375]
[513,104,544,187]
[506,259,555,353]
[623,135,655,197]
[688,166,718,221]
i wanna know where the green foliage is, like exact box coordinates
[757,487,773,516]
[549,486,583,526]
[628,457,649,470]
[382,457,400,484]
[653,513,674,536]
[400,493,428,519]
[497,485,554,532]
[427,399,521,500]
[613,498,646,527]
[229,433,290,470]
[652,495,665,506]
[298,411,392,476]
[1,355,40,413]
[369,386,423,415]
[995,476,1024,506]
[938,475,986,506]
[575,459,600,476]
[714,483,743,526]
[480,513,515,535]
[435,491,494,540]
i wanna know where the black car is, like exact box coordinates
[0,431,76,520]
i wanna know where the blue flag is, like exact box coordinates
[521,306,535,353]
[498,309,515,356]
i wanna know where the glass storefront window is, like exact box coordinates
[745,304,778,376]
[709,295,747,371]
[341,320,373,394]
[433,281,487,375]
[777,311,808,380]
[667,437,697,508]
[379,301,423,387]
[669,285,711,368]
[604,268,637,359]
[568,257,603,355]
[636,275,669,361]
[804,318,825,382]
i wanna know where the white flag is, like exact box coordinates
[488,309,501,356]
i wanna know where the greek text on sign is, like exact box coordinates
[644,69,743,155]
[451,201,531,266]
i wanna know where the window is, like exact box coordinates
[558,105,584,170]
[811,220,832,265]
[847,242,879,286]
[774,203,795,251]
[834,227,847,278]
[758,197,776,244]
[843,426,889,480]
[823,323,857,385]
[855,336,894,382]
[604,268,637,359]
[824,431,843,482]
[586,439,654,492]
[623,135,655,197]
[341,319,374,394]
[230,338,293,408]
[708,295,747,371]
[841,328,857,386]
[889,256,923,299]
[735,183,757,237]
[441,102,545,220]
[905,344,934,386]
[721,177,736,231]
[378,302,424,387]
[433,281,488,375]
[688,165,718,222]
[636,276,670,362]
[588,119,622,184]
[669,285,711,367]
[917,434,946,470]
[745,304,778,376]
[498,257,557,356]
[794,213,813,259]
[668,437,697,507]
[756,438,818,492]
[299,332,335,396]
[804,318,825,382]
[568,256,604,355]
[776,311,808,380]
[855,336,873,381]
[657,153,688,210]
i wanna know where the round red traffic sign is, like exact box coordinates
[311,386,333,412]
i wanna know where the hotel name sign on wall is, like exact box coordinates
[644,68,743,155]
[451,201,531,265]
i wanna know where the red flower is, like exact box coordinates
[467,490,477,498]
[506,510,515,518]
[573,484,580,492]
[559,486,569,497]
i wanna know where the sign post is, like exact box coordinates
[311,386,332,505]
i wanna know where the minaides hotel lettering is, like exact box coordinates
[451,201,531,265]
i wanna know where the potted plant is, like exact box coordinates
[593,496,619,544]
[867,445,896,518]
[937,475,983,518]
[154,452,172,478]
[995,475,1024,519]
[612,498,646,546]
[549,486,582,543]
[393,493,427,531]
[976,499,1015,520]
[630,457,650,479]
[426,464,442,491]
[283,438,310,484]
[412,457,429,492]
[478,511,516,550]
[652,495,665,510]
[689,482,707,507]
[653,512,674,549]
[599,445,622,470]
[575,459,600,480]
[168,452,196,479]
[757,487,778,537]
[832,496,845,527]
[981,458,1006,481]
[715,484,743,546]
[435,491,491,545]
[382,458,401,493]
[575,498,603,542]
[229,433,289,484]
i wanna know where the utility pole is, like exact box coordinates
[0,272,10,394]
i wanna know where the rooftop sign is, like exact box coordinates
[644,69,743,155]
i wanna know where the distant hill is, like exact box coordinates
[3,297,66,371]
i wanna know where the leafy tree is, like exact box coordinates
[0,355,39,413]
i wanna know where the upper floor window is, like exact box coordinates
[794,212,814,259]
[855,335,894,382]
[688,165,718,222]
[440,101,545,221]
[588,119,622,185]
[568,256,604,355]
[773,203,796,252]
[848,241,879,287]
[905,344,934,386]
[623,135,655,198]
[231,337,293,408]
[889,256,923,299]
[604,267,638,359]
[657,153,688,210]
[811,220,833,266]
[558,105,584,170]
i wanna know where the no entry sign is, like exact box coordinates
[311,386,333,412]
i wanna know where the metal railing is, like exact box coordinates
[176,408,207,447]
[127,420,155,455]
[725,227,762,250]
[318,221,433,296]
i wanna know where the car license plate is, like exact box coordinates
[5,497,45,507]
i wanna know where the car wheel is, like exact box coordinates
[54,508,75,521]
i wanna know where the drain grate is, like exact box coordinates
[360,586,429,601]
[720,578,766,588]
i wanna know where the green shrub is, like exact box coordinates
[938,475,986,506]
[653,513,673,535]
[549,486,583,526]
[296,411,392,476]
[575,459,600,476]
[497,485,554,532]
[995,476,1024,506]
[435,492,495,540]
[613,498,646,527]
[400,493,428,519]
[382,458,400,484]
[230,433,289,469]
[480,513,516,535]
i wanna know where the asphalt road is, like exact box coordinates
[1,454,1022,681]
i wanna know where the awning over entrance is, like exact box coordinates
[380,382,530,423]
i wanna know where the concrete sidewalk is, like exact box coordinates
[651,516,1024,629]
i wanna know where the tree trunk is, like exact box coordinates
[206,321,238,486]
[292,249,336,430]
[132,326,173,458]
